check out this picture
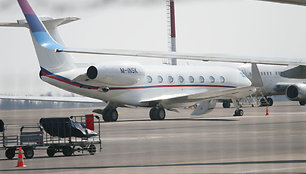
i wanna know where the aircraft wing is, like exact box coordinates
[140,86,256,104]
[56,48,306,66]
[0,95,102,103]
[258,0,306,6]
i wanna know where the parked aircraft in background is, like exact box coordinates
[221,0,306,108]
[1,0,305,121]
[239,64,306,106]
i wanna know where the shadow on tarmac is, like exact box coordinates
[1,160,306,172]
[103,118,237,123]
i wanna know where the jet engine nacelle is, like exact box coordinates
[87,63,144,86]
[286,84,306,101]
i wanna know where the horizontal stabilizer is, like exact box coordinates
[0,95,102,103]
[0,17,79,28]
[258,0,306,6]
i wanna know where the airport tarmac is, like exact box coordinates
[0,101,306,173]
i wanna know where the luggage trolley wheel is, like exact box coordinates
[5,147,16,160]
[47,146,57,157]
[24,147,34,159]
[88,144,96,155]
[62,146,74,156]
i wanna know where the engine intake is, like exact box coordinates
[87,66,98,79]
[286,84,306,101]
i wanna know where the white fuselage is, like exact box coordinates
[239,64,306,96]
[41,63,251,108]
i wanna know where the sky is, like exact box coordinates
[1,0,306,96]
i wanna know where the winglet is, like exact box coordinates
[17,0,65,50]
[251,63,263,87]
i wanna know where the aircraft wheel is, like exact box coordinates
[222,100,231,108]
[149,108,157,120]
[260,98,267,106]
[267,98,273,106]
[103,109,118,122]
[233,109,243,116]
[150,107,166,120]
[155,108,166,120]
[299,101,306,106]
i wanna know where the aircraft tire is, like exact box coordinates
[233,109,243,116]
[149,108,157,120]
[103,109,118,122]
[150,108,166,120]
[299,101,306,106]
[155,108,166,120]
[222,100,231,108]
[267,98,273,106]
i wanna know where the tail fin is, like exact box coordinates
[10,0,76,72]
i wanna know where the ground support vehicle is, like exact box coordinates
[0,115,102,159]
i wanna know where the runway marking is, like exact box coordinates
[242,166,306,173]
[103,136,162,141]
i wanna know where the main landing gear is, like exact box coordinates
[260,97,273,106]
[299,101,306,106]
[149,107,166,120]
[222,100,231,108]
[102,108,118,122]
[92,103,119,122]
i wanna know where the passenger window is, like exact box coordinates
[168,76,174,83]
[157,75,163,83]
[209,76,215,83]
[178,76,184,83]
[260,72,263,75]
[189,76,194,83]
[220,76,225,83]
[199,76,205,83]
[147,76,152,83]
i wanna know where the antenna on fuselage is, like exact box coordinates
[163,0,177,65]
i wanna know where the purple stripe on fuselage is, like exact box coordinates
[25,14,46,32]
[17,0,35,14]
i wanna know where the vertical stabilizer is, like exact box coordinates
[16,0,75,72]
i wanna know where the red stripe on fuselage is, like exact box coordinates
[41,72,236,91]
[41,72,98,90]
